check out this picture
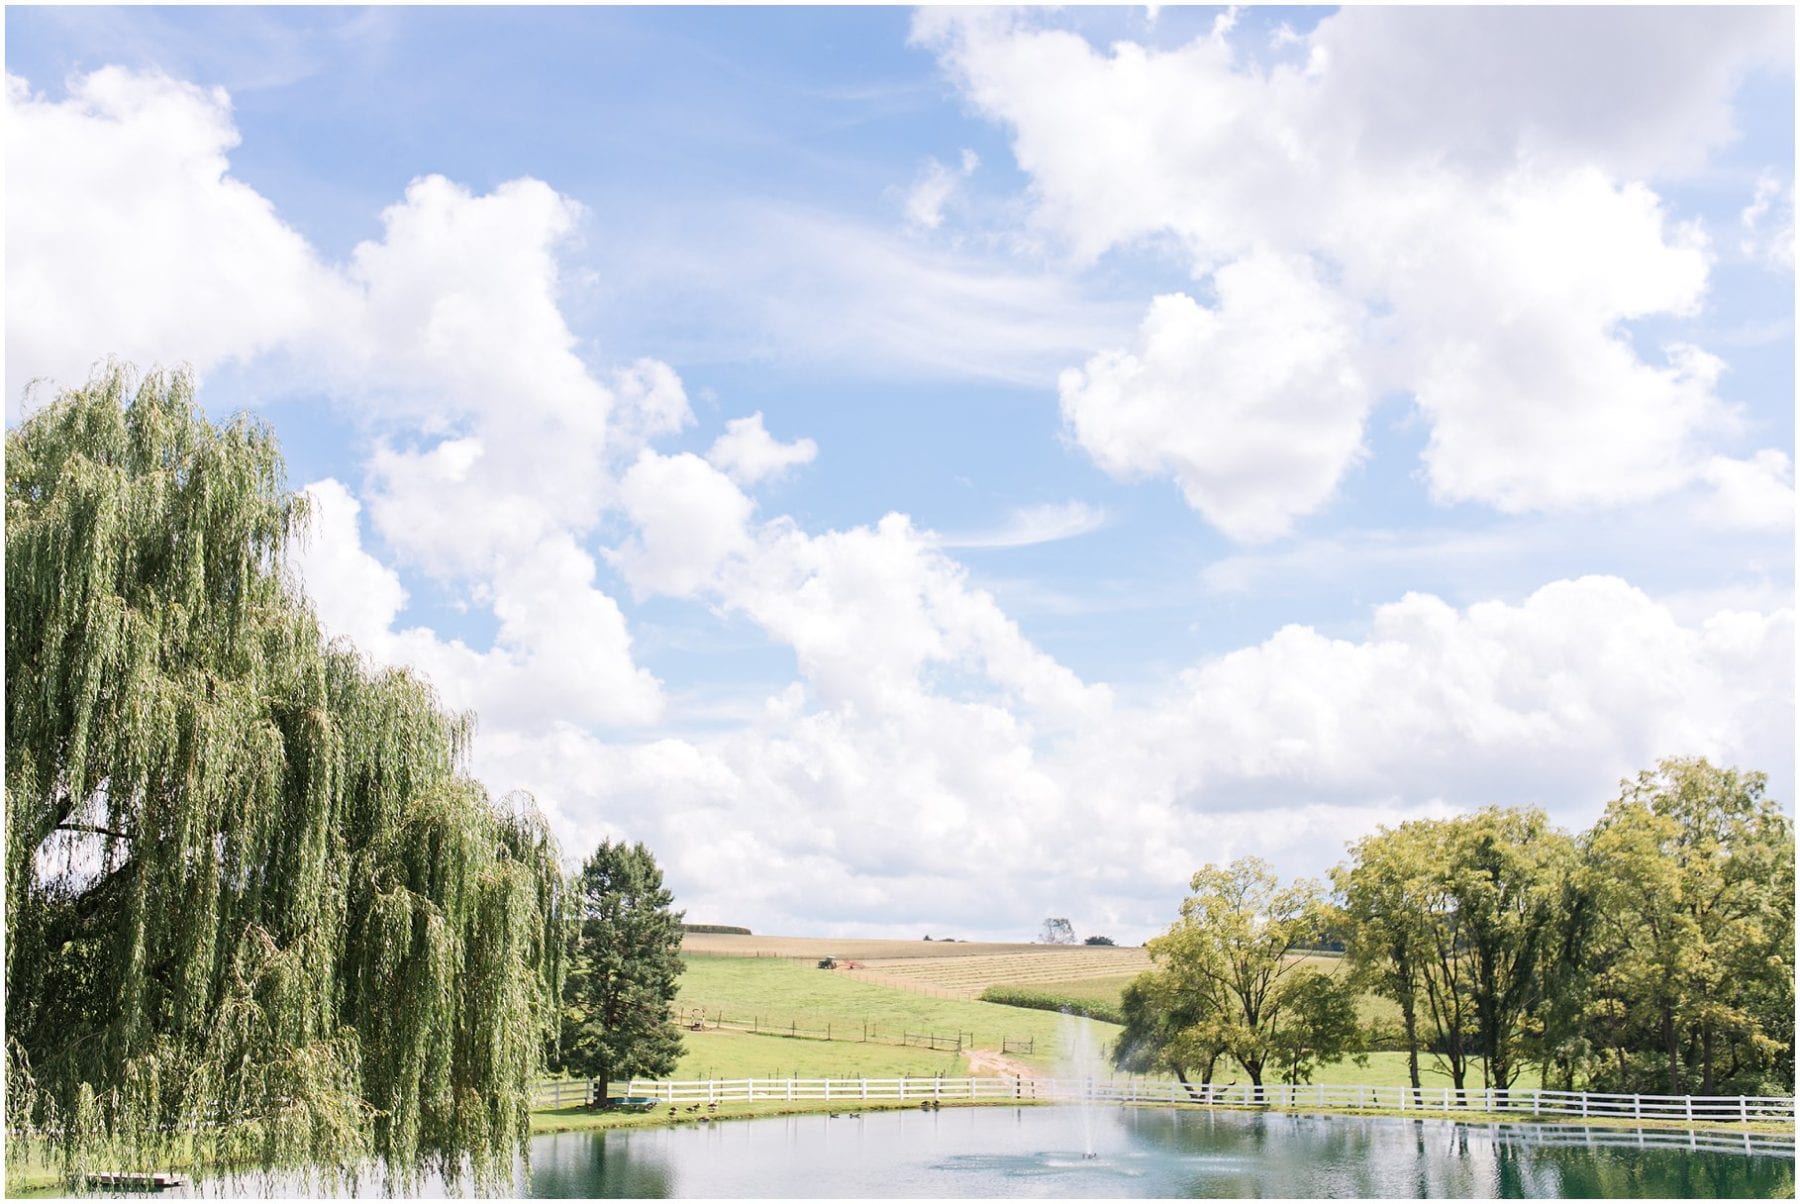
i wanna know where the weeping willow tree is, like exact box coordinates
[6,364,567,1191]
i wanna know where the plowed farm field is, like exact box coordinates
[678,932,1153,999]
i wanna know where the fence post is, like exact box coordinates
[1685,1096,1692,1123]
[1740,1096,1748,1123]
[1581,1092,1589,1119]
[787,1076,794,1102]
[1633,1094,1641,1121]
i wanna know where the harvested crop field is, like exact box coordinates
[846,948,1153,997]
[678,932,1117,961]
[679,933,1153,999]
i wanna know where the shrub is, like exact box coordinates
[978,986,1125,1026]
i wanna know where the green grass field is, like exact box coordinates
[671,1029,966,1080]
[676,955,1117,1071]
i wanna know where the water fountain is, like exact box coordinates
[1057,1010,1106,1162]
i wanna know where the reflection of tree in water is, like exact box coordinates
[518,1115,1793,1199]
[1496,1137,1796,1199]
[525,1132,675,1199]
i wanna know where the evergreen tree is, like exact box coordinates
[5,365,565,1189]
[558,840,684,1102]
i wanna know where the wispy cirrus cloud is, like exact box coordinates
[935,499,1109,549]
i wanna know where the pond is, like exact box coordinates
[520,1106,1795,1199]
[139,1104,1796,1198]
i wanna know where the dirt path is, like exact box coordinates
[964,1047,1039,1079]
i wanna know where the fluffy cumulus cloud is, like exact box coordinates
[475,574,1793,939]
[706,411,818,485]
[917,7,1791,537]
[1059,252,1369,542]
[4,69,341,413]
[9,55,1793,941]
[6,66,670,731]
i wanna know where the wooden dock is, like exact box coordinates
[89,1171,187,1191]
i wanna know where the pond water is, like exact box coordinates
[522,1106,1795,1199]
[140,1104,1796,1198]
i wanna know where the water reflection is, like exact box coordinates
[110,1106,1797,1198]
[519,1107,1794,1199]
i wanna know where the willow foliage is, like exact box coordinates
[6,365,566,1190]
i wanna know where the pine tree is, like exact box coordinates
[557,840,684,1102]
[5,364,566,1189]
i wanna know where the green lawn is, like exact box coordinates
[671,1029,966,1080]
[1119,1051,1489,1091]
[675,955,1118,1069]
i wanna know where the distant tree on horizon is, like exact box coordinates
[1040,917,1075,944]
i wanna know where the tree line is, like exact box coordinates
[6,366,683,1187]
[1117,759,1794,1100]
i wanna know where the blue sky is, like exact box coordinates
[7,6,1794,942]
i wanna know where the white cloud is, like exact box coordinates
[936,500,1108,549]
[1700,451,1796,531]
[475,573,1792,941]
[291,479,407,651]
[706,411,818,485]
[1741,172,1796,270]
[1058,253,1370,542]
[10,59,1791,943]
[612,451,755,599]
[8,66,673,729]
[904,147,979,230]
[916,8,1786,535]
[5,68,341,414]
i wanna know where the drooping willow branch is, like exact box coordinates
[6,363,569,1191]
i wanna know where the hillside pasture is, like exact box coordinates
[670,1029,965,1081]
[675,954,1118,1072]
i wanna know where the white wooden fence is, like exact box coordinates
[532,1076,1796,1124]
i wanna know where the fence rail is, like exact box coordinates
[531,1076,1796,1125]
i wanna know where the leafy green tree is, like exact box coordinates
[1113,968,1229,1093]
[5,365,565,1188]
[558,840,685,1102]
[1444,807,1576,1097]
[1267,971,1365,1086]
[1147,858,1358,1090]
[1335,827,1436,1095]
[1335,819,1481,1090]
[1581,759,1793,1094]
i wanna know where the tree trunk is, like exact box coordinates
[593,1057,612,1106]
[1701,1023,1715,1096]
[1403,1002,1422,1096]
[1661,1004,1680,1096]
